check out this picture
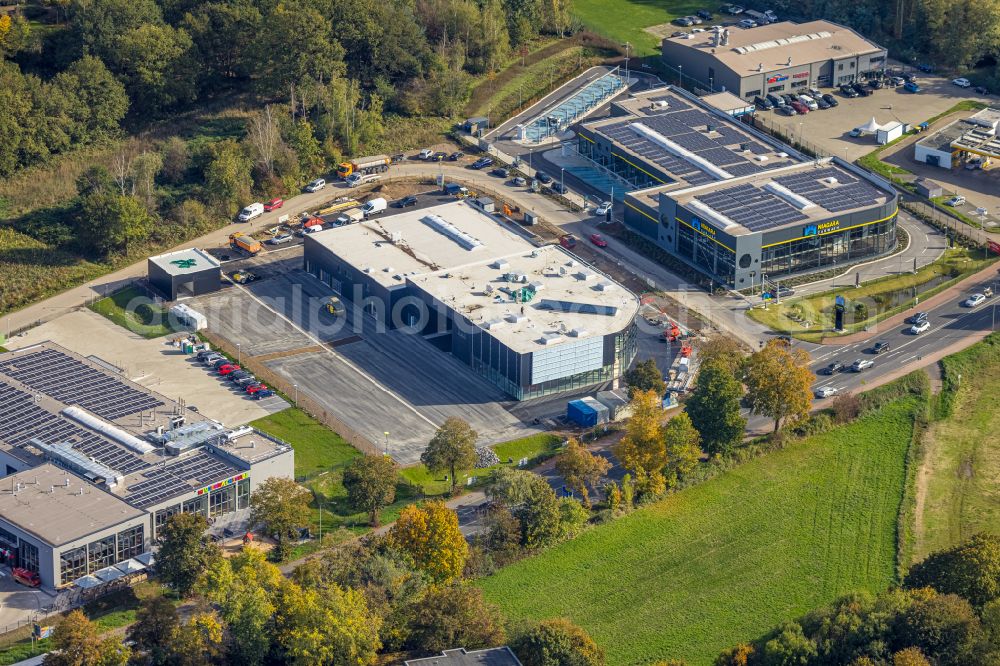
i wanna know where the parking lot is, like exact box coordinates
[760,70,993,162]
[189,255,537,464]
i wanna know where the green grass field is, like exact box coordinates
[748,247,996,341]
[479,399,920,665]
[914,335,1000,562]
[572,0,715,55]
[88,286,178,338]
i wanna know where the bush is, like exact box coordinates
[832,394,863,424]
[791,413,833,437]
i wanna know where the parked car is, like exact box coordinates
[431,151,448,161]
[219,364,241,376]
[851,358,874,372]
[447,151,463,161]
[754,95,773,110]
[200,353,223,366]
[235,376,258,388]
[823,361,845,375]
[559,234,577,249]
[821,93,839,106]
[868,78,884,89]
[725,4,745,14]
[916,63,934,72]
[790,100,809,114]
[212,358,231,370]
[797,94,819,110]
[230,271,258,284]
[851,82,871,96]
[394,195,418,208]
[904,81,921,93]
[781,93,797,105]
[595,200,613,216]
[776,105,797,116]
[589,233,608,247]
[766,93,785,107]
[839,84,859,98]
[687,15,703,24]
[815,97,831,109]
[952,77,972,88]
[238,202,264,222]
[551,182,568,194]
[909,320,931,335]
[737,18,756,28]
[254,389,275,399]
[673,16,693,26]
[944,195,966,207]
[906,311,928,324]
[417,148,434,159]
[470,157,493,169]
[536,172,553,184]
[267,233,293,245]
[490,167,509,178]
[696,9,713,19]
[263,198,284,212]
[814,386,838,399]
[229,370,252,382]
[964,293,987,307]
[196,349,217,362]
[871,341,891,354]
[671,30,686,37]
[304,178,326,193]
[246,383,269,395]
[510,176,527,187]
[975,86,990,95]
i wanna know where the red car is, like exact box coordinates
[559,234,577,249]
[12,567,40,588]
[264,198,284,212]
[218,364,241,376]
[246,383,268,394]
[589,233,608,248]
[790,101,809,114]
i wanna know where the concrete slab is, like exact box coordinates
[6,309,283,426]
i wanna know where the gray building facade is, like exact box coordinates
[147,248,221,300]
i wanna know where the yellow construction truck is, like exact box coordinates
[336,155,390,179]
[229,232,262,256]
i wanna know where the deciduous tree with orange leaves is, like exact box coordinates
[555,438,611,508]
[743,338,814,432]
[389,500,468,582]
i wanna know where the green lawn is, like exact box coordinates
[748,247,996,341]
[915,334,1000,562]
[251,408,360,480]
[399,433,563,497]
[572,0,717,55]
[88,286,178,338]
[479,399,920,665]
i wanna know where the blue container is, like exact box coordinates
[567,399,599,427]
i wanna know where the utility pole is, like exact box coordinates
[623,42,631,87]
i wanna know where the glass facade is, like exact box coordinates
[0,525,18,548]
[59,524,146,585]
[676,221,736,283]
[237,478,250,510]
[520,323,637,401]
[20,540,39,574]
[209,485,236,518]
[761,217,896,276]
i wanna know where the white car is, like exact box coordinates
[595,201,613,216]
[851,359,874,372]
[944,195,966,207]
[797,94,819,110]
[304,178,326,193]
[964,293,986,307]
[909,320,931,335]
[267,233,293,245]
[952,78,972,88]
[814,386,838,399]
[418,148,434,160]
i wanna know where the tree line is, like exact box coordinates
[0,0,574,179]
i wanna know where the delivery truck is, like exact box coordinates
[335,208,365,225]
[229,232,262,255]
[337,155,391,179]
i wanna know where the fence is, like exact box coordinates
[198,329,381,458]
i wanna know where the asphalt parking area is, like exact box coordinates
[759,74,991,162]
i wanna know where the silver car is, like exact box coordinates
[814,386,838,399]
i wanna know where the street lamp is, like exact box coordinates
[293,384,298,405]
[560,167,565,194]
[236,343,241,365]
[623,41,631,87]
[383,432,390,456]
[678,65,683,87]
[709,76,714,91]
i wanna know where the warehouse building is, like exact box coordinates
[914,106,1000,169]
[575,88,898,288]
[303,201,639,400]
[0,342,294,589]
[661,20,887,99]
[147,248,221,300]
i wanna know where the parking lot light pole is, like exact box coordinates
[236,343,241,365]
[383,432,389,456]
[678,65,683,87]
[560,168,565,193]
[293,384,298,405]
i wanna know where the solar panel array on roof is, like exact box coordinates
[773,166,885,213]
[0,348,163,421]
[595,100,796,186]
[124,449,239,508]
[0,380,150,474]
[696,183,809,232]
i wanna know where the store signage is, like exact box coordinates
[803,220,840,237]
[792,71,809,79]
[690,217,717,237]
[767,74,788,84]
[196,472,248,496]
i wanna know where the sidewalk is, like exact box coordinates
[817,260,1000,345]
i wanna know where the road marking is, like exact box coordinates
[225,278,439,430]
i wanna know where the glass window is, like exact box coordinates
[237,479,250,510]
[88,535,116,572]
[154,504,181,537]
[116,525,144,562]
[209,485,236,518]
[19,540,39,574]
[183,496,207,517]
[0,525,18,547]
[60,546,88,585]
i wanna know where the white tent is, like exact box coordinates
[858,117,882,133]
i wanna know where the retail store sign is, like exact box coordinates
[690,217,717,237]
[196,472,248,496]
[767,74,789,84]
[792,71,809,79]
[803,220,840,237]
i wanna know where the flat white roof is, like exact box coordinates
[307,201,532,288]
[409,245,639,354]
[149,247,220,277]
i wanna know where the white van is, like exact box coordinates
[238,202,264,222]
[797,94,819,111]
[345,172,382,188]
[362,197,387,217]
[304,178,326,193]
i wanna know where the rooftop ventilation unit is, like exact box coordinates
[764,181,817,210]
[540,333,564,345]
[733,31,832,54]
[422,214,483,250]
[631,123,735,181]
[596,281,616,291]
[568,327,588,337]
[492,259,510,270]
[505,313,528,323]
[29,438,124,489]
[822,176,839,185]
[484,318,506,330]
[576,271,597,282]
[529,281,544,291]
[62,406,155,455]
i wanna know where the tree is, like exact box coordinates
[422,417,478,495]
[697,336,745,375]
[555,438,610,508]
[760,621,817,665]
[170,612,224,666]
[905,533,1000,609]
[894,592,982,666]
[743,339,814,432]
[613,390,669,497]
[893,648,931,666]
[715,644,754,666]
[686,359,746,456]
[52,56,129,143]
[512,618,605,666]
[343,454,397,526]
[487,467,564,550]
[156,512,220,597]
[661,412,702,489]
[203,138,252,216]
[478,503,522,566]
[624,359,666,400]
[75,192,152,257]
[250,477,313,561]
[128,596,180,666]
[44,610,130,666]
[246,105,281,178]
[404,585,506,654]
[389,501,468,582]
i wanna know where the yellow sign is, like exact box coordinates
[817,220,840,233]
